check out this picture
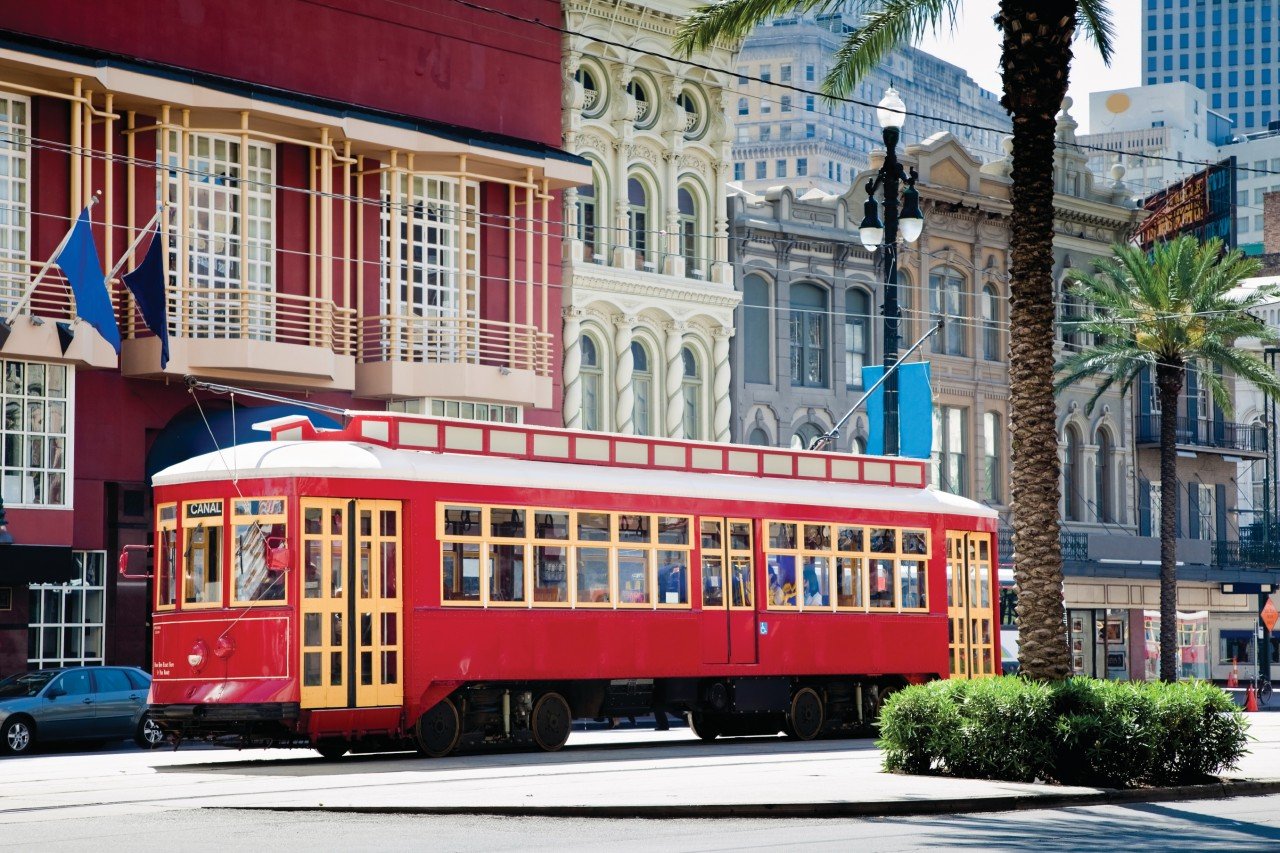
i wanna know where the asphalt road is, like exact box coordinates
[5,797,1280,852]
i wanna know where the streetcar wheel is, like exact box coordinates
[1,717,35,755]
[314,740,349,760]
[785,687,824,741]
[135,714,166,750]
[415,697,461,758]
[531,692,572,752]
[687,712,721,742]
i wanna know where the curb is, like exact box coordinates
[221,778,1280,820]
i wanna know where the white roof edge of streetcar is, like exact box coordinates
[154,440,998,520]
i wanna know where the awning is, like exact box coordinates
[0,544,78,584]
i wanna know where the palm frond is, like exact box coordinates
[824,0,961,98]
[1076,0,1115,64]
[674,0,839,56]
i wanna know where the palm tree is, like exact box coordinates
[1055,236,1280,682]
[677,1,1113,680]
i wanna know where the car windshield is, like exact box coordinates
[0,671,56,699]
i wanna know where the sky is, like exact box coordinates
[914,1,1141,134]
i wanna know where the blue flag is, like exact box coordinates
[122,225,169,368]
[863,361,933,459]
[56,208,119,354]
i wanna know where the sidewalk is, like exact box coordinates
[2,713,1278,823]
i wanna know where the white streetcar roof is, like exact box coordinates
[154,440,997,520]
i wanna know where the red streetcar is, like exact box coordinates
[133,411,999,758]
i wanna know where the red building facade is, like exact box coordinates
[0,0,587,674]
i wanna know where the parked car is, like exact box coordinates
[0,666,164,755]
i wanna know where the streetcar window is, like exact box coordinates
[618,548,651,604]
[157,504,178,610]
[803,525,830,550]
[659,516,689,545]
[577,512,611,542]
[444,506,482,537]
[769,523,796,550]
[576,547,611,604]
[767,555,797,607]
[900,560,925,608]
[702,553,724,608]
[232,498,287,605]
[836,557,863,608]
[870,528,896,553]
[701,519,722,550]
[729,521,751,551]
[729,555,753,608]
[490,507,525,539]
[656,550,688,605]
[183,500,224,606]
[802,556,830,606]
[869,559,895,608]
[489,544,527,603]
[618,514,651,543]
[534,545,568,602]
[534,511,569,540]
[837,526,863,552]
[442,541,481,602]
[903,529,929,555]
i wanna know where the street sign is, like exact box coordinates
[1262,599,1279,633]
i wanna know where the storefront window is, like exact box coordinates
[1143,610,1210,681]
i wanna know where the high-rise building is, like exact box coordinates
[1141,0,1280,135]
[732,11,1011,194]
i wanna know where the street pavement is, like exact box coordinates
[1,713,1278,831]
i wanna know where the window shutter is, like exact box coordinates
[1139,368,1152,418]
[1138,478,1151,536]
[1188,485,1200,540]
[1186,363,1198,429]
[1215,483,1228,543]
[1175,480,1183,538]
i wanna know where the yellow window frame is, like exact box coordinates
[181,499,226,610]
[155,503,179,612]
[230,497,289,607]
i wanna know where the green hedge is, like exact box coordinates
[877,677,1248,788]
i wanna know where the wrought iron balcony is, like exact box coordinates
[996,529,1090,565]
[1136,415,1266,453]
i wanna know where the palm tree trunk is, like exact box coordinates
[1156,362,1183,683]
[1000,0,1077,681]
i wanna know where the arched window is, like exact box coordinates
[628,176,650,271]
[983,412,1002,504]
[789,282,827,388]
[743,274,771,385]
[632,340,653,436]
[678,186,699,278]
[581,334,603,432]
[1064,426,1083,522]
[578,165,603,262]
[791,423,823,450]
[845,288,871,389]
[982,284,1001,361]
[748,427,771,446]
[930,268,966,356]
[852,435,867,454]
[1061,288,1083,349]
[1096,429,1115,523]
[737,97,749,116]
[681,346,702,439]
[575,65,604,118]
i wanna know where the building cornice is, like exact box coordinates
[570,264,742,310]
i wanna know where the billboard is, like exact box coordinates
[1134,157,1236,250]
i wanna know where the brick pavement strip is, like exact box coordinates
[1,714,1278,822]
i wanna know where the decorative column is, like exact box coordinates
[614,315,636,435]
[663,75,683,277]
[664,321,687,438]
[1081,443,1099,522]
[612,63,635,269]
[712,326,733,443]
[562,308,584,429]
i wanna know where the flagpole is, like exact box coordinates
[4,195,101,324]
[104,204,166,284]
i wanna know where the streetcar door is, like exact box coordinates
[300,499,404,710]
[946,531,997,679]
[699,518,758,666]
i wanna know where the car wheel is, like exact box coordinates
[1,717,35,756]
[135,714,166,750]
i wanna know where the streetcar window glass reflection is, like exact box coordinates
[576,546,611,604]
[442,541,481,602]
[232,497,287,605]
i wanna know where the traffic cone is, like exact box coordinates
[1246,684,1259,712]
[1229,658,1239,688]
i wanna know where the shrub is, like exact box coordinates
[876,676,1249,789]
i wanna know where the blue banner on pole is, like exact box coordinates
[56,208,119,354]
[122,224,170,368]
[862,361,932,459]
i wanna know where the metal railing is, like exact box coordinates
[996,529,1090,565]
[125,285,356,356]
[1136,414,1267,452]
[0,259,78,323]
[359,313,552,376]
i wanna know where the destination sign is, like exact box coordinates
[186,500,224,519]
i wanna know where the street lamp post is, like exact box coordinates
[859,87,924,456]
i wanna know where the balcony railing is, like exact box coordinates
[996,530,1089,566]
[0,259,78,323]
[123,285,356,355]
[1136,415,1266,453]
[359,314,552,376]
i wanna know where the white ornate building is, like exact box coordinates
[560,0,740,441]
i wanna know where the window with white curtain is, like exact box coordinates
[2,359,71,507]
[682,346,702,439]
[929,268,966,356]
[932,406,968,496]
[632,341,653,436]
[28,552,106,668]
[0,94,29,313]
[581,334,603,432]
